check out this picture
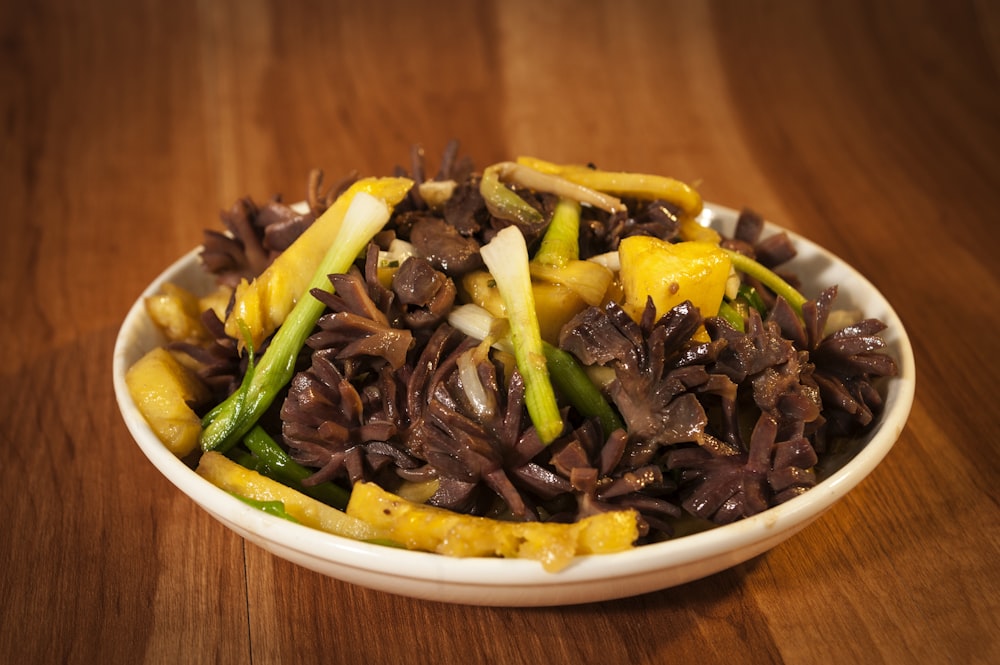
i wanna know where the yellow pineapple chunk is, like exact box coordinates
[529,258,613,308]
[347,482,639,572]
[198,285,234,322]
[195,452,380,541]
[462,271,590,345]
[530,282,587,345]
[618,237,731,325]
[460,270,506,318]
[125,347,210,456]
[144,283,233,345]
[144,283,209,344]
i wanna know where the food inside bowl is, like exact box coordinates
[123,142,898,571]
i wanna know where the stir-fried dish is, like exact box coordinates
[126,142,898,571]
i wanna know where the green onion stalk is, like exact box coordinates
[478,226,564,444]
[721,249,808,317]
[200,191,395,453]
[230,494,300,523]
[448,302,624,439]
[240,426,350,509]
[533,197,582,266]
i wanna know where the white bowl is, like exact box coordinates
[112,203,915,606]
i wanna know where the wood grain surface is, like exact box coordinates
[2,1,998,663]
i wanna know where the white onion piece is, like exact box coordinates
[456,347,497,420]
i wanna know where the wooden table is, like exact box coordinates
[3,1,998,662]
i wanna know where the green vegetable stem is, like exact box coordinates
[479,164,545,228]
[200,191,394,453]
[447,302,624,440]
[241,426,350,509]
[530,196,624,436]
[542,343,624,438]
[479,225,564,445]
[479,161,622,231]
[533,197,581,266]
[722,249,808,317]
[716,300,746,331]
[230,494,300,523]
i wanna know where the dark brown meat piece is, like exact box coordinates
[443,180,488,236]
[391,257,457,330]
[722,208,797,269]
[408,216,483,276]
